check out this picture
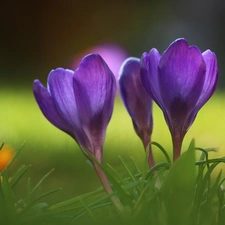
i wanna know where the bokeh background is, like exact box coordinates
[1,0,225,203]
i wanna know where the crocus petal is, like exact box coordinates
[73,54,116,151]
[196,50,218,109]
[140,48,163,107]
[158,39,206,119]
[183,50,219,131]
[119,57,153,139]
[33,80,75,137]
[47,68,80,128]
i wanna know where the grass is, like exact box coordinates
[0,87,225,203]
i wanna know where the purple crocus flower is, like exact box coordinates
[119,57,154,167]
[33,54,126,211]
[33,54,117,163]
[141,38,218,161]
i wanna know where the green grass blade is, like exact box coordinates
[106,163,127,186]
[194,161,222,220]
[78,199,97,222]
[29,188,62,208]
[0,172,16,223]
[10,165,31,189]
[0,142,4,150]
[150,141,171,164]
[130,156,141,174]
[83,149,132,205]
[145,162,171,181]
[118,156,136,182]
[48,188,104,212]
[27,168,55,198]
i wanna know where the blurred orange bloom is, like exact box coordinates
[0,145,14,172]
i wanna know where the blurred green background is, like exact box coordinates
[1,0,225,203]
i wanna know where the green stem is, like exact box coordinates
[148,144,155,168]
[93,148,125,213]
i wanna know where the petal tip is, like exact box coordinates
[119,57,140,80]
[33,79,44,93]
[80,53,103,64]
[120,57,140,74]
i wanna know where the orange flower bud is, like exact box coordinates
[0,145,14,172]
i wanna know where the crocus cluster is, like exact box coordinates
[33,38,218,212]
[119,38,218,162]
[33,38,218,194]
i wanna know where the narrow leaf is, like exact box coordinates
[160,139,196,225]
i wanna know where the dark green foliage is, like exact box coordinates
[1,140,225,225]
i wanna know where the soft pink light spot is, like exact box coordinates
[73,44,128,80]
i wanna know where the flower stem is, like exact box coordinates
[172,133,184,162]
[142,132,155,168]
[93,163,124,213]
[93,148,125,213]
[148,144,155,168]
